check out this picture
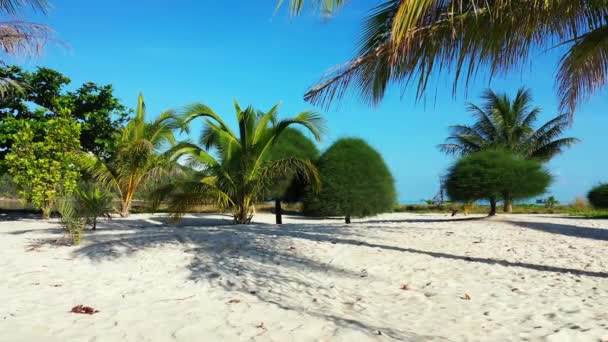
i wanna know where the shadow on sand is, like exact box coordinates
[508,219,608,241]
[64,214,608,339]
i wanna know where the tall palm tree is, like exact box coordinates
[0,0,54,96]
[438,88,579,212]
[164,100,324,224]
[79,93,179,217]
[279,1,608,116]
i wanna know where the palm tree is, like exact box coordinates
[0,0,54,96]
[79,93,179,217]
[75,185,113,230]
[165,100,324,224]
[279,1,608,116]
[438,88,579,212]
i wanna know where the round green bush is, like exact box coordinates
[446,149,552,214]
[303,138,396,222]
[588,183,608,209]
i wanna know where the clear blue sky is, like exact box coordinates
[19,0,608,203]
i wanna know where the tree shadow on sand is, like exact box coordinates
[507,219,608,241]
[72,215,445,341]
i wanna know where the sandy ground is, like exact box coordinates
[1,212,607,342]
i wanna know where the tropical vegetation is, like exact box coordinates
[162,100,324,224]
[279,0,608,116]
[267,128,320,224]
[79,93,179,217]
[74,185,114,230]
[6,116,81,218]
[303,138,396,223]
[438,88,578,212]
[445,149,552,216]
[588,183,608,209]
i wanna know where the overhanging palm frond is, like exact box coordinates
[0,0,49,14]
[276,0,347,15]
[557,24,608,116]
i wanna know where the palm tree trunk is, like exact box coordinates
[275,199,283,225]
[489,197,497,216]
[345,214,351,224]
[92,217,97,231]
[503,193,513,213]
[120,200,131,218]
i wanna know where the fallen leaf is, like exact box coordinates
[256,322,265,329]
[462,293,471,300]
[400,284,410,290]
[227,299,241,304]
[70,305,99,315]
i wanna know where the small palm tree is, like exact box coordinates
[79,93,179,217]
[165,100,324,224]
[438,88,578,212]
[75,186,114,230]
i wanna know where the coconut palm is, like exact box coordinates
[0,0,54,96]
[79,93,179,217]
[75,185,113,230]
[438,88,579,212]
[165,100,324,224]
[279,0,608,116]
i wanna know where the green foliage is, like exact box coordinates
[56,197,86,246]
[438,88,578,162]
[445,149,552,214]
[542,196,560,209]
[75,185,114,230]
[0,66,130,168]
[0,173,17,198]
[79,93,178,217]
[303,138,396,221]
[6,117,81,218]
[164,100,324,224]
[588,183,608,209]
[268,128,320,202]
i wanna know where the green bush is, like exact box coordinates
[446,149,552,215]
[588,183,608,209]
[303,138,396,223]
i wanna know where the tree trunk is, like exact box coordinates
[345,214,351,224]
[92,217,97,231]
[274,199,283,225]
[120,200,130,218]
[489,198,497,216]
[503,194,513,213]
[234,203,253,224]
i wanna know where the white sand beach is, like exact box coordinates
[1,213,607,341]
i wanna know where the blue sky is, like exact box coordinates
[18,0,608,203]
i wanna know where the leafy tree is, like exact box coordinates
[445,149,552,216]
[79,93,178,217]
[267,128,320,224]
[0,66,130,167]
[303,138,396,224]
[279,1,607,116]
[438,88,578,212]
[588,183,608,209]
[0,173,17,198]
[6,116,81,218]
[542,196,560,209]
[165,100,323,224]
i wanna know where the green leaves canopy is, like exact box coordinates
[303,137,396,220]
[445,149,552,204]
[588,183,608,209]
[6,116,81,217]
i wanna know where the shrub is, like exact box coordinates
[75,185,114,230]
[588,183,608,209]
[446,149,552,215]
[571,197,589,210]
[56,198,86,246]
[303,138,396,223]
